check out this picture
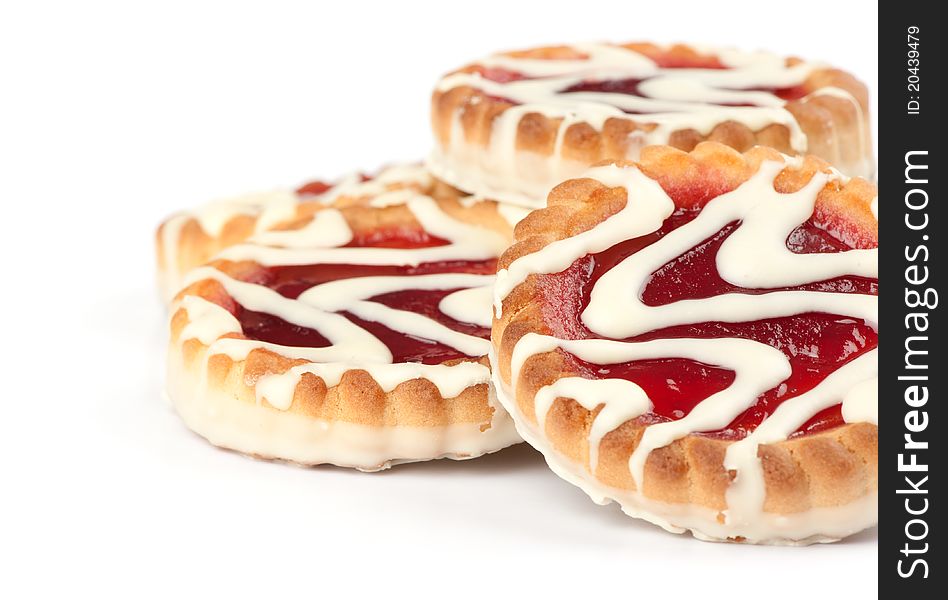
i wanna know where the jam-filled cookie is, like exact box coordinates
[167,183,522,470]
[431,42,872,207]
[491,142,877,543]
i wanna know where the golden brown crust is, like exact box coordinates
[432,42,872,178]
[176,329,495,429]
[156,213,257,289]
[492,142,878,515]
[172,192,513,430]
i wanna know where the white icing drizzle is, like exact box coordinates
[511,334,790,488]
[496,158,878,539]
[298,273,493,357]
[256,361,490,411]
[723,351,878,524]
[195,190,299,237]
[218,195,508,267]
[429,43,871,206]
[438,285,494,328]
[249,208,354,249]
[175,192,506,424]
[178,295,241,345]
[534,376,652,471]
[367,188,422,207]
[313,164,433,206]
[158,164,433,300]
[496,202,533,227]
[184,265,391,362]
[583,164,878,336]
[841,376,878,426]
[494,166,672,315]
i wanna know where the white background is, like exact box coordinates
[1,1,877,598]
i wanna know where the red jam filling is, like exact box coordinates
[232,228,494,365]
[538,205,877,440]
[560,78,806,112]
[562,78,648,99]
[296,173,371,197]
[767,84,809,102]
[473,65,527,84]
[295,180,333,196]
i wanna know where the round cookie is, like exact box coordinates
[168,182,522,470]
[430,42,873,207]
[491,142,877,543]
